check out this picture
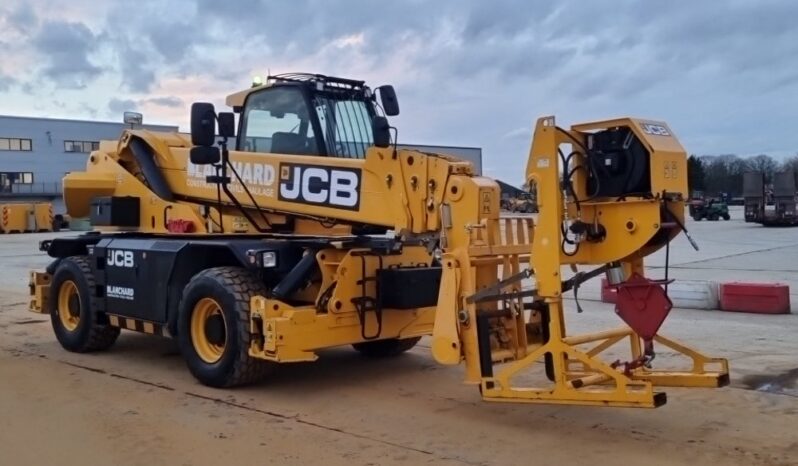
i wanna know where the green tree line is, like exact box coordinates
[688,154,798,197]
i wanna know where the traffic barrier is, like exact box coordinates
[719,282,791,315]
[0,202,55,233]
[666,280,719,310]
[33,203,54,232]
[0,203,32,233]
[601,278,790,314]
[602,278,719,310]
[600,278,618,304]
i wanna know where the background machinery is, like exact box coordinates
[29,73,728,408]
[501,192,537,213]
[743,170,798,226]
[689,194,730,221]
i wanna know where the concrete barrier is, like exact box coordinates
[602,278,719,310]
[719,282,791,314]
[666,280,719,310]
[600,278,617,304]
[601,277,791,314]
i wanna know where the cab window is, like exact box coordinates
[239,87,320,156]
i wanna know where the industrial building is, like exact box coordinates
[398,144,482,175]
[0,115,177,212]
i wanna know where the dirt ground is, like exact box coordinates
[1,209,797,466]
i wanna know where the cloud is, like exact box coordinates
[143,19,197,62]
[144,96,183,108]
[0,0,797,183]
[502,127,531,140]
[8,3,37,30]
[80,103,98,118]
[108,98,138,114]
[116,42,156,92]
[0,75,14,92]
[33,20,102,88]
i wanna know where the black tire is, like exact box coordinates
[352,337,421,357]
[49,256,120,352]
[177,267,273,388]
[723,213,730,221]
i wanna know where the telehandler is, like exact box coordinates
[29,73,728,408]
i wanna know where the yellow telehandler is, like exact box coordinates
[29,73,727,407]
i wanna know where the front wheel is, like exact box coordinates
[49,256,120,352]
[352,337,421,357]
[723,213,730,221]
[177,267,273,387]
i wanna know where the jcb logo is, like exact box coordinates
[107,250,134,268]
[278,163,361,210]
[641,123,670,137]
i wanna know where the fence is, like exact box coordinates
[0,182,62,196]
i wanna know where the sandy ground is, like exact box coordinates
[1,207,797,466]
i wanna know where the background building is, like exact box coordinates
[0,115,177,212]
[399,144,482,175]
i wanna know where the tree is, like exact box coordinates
[687,155,705,194]
[781,154,798,174]
[701,154,745,197]
[746,154,778,182]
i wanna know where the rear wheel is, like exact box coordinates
[49,256,120,352]
[352,337,421,357]
[178,267,273,387]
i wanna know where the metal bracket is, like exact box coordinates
[466,268,533,304]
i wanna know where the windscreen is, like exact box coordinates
[313,94,374,159]
[240,87,320,156]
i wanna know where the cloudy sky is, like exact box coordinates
[1,0,797,182]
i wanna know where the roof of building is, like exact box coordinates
[0,114,178,129]
[496,179,529,196]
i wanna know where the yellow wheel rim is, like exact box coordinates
[57,280,81,331]
[190,298,227,364]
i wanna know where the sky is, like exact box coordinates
[1,0,797,183]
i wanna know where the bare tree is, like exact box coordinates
[780,154,798,174]
[746,154,778,182]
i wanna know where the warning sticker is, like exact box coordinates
[481,191,492,214]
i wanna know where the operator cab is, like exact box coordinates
[226,73,398,159]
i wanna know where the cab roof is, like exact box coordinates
[225,73,369,110]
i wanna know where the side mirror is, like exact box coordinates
[191,102,217,147]
[376,85,400,116]
[190,146,220,165]
[372,116,391,148]
[218,112,236,138]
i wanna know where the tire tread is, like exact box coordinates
[184,266,271,387]
[51,256,120,352]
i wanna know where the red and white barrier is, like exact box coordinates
[600,279,791,314]
[719,282,791,315]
